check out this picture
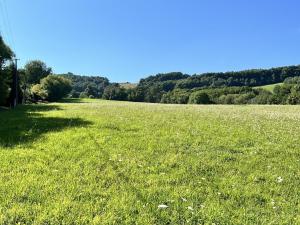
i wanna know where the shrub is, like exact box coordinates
[189,91,211,104]
[31,75,72,102]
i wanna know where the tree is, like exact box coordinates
[0,36,14,105]
[31,75,72,102]
[31,84,48,101]
[287,84,300,105]
[188,91,211,104]
[24,60,52,84]
[102,84,127,100]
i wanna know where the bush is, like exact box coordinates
[31,75,72,102]
[250,90,274,104]
[287,85,300,104]
[79,92,88,98]
[189,91,211,104]
[234,93,255,104]
[31,84,48,101]
[161,89,190,104]
[218,94,236,104]
[102,84,127,101]
[0,74,10,105]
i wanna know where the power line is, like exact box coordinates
[0,0,14,52]
[0,0,9,42]
[3,0,15,51]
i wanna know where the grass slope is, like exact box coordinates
[0,100,299,224]
[254,83,283,92]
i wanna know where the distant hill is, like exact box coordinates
[57,65,300,104]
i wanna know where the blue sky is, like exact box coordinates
[1,0,300,82]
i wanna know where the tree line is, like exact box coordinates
[99,69,300,105]
[2,36,300,106]
[0,37,72,106]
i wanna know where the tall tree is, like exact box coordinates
[24,60,52,84]
[0,36,14,105]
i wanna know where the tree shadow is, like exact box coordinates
[58,98,86,103]
[0,104,92,148]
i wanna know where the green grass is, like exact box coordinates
[254,83,283,92]
[0,99,300,224]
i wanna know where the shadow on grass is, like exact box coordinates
[58,98,86,103]
[0,104,91,148]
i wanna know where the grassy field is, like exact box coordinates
[254,83,283,92]
[0,99,299,224]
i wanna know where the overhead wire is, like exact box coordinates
[3,0,15,51]
[0,0,15,54]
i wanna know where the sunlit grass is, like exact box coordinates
[0,99,299,224]
[254,83,283,92]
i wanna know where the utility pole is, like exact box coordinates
[11,58,19,108]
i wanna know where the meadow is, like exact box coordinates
[254,83,283,93]
[0,99,299,224]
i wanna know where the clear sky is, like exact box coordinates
[1,0,300,82]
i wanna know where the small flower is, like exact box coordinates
[187,206,194,211]
[200,204,205,209]
[181,197,187,202]
[277,176,283,183]
[158,204,168,209]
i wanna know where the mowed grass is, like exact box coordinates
[0,99,300,224]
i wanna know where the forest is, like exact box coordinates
[48,68,300,105]
[1,35,300,107]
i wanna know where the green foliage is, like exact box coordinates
[41,75,72,101]
[287,85,300,104]
[0,37,14,106]
[250,90,275,104]
[79,92,88,98]
[31,84,48,101]
[24,60,52,84]
[284,76,300,84]
[127,66,300,104]
[0,71,10,105]
[59,73,109,98]
[188,91,211,104]
[161,89,190,104]
[0,100,300,224]
[31,75,72,102]
[0,36,14,67]
[253,83,283,93]
[176,66,300,89]
[102,84,127,100]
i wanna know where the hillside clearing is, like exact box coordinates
[0,100,299,224]
[254,83,283,92]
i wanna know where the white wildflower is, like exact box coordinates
[181,197,187,202]
[277,176,283,183]
[158,204,168,209]
[187,206,194,211]
[271,199,275,205]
